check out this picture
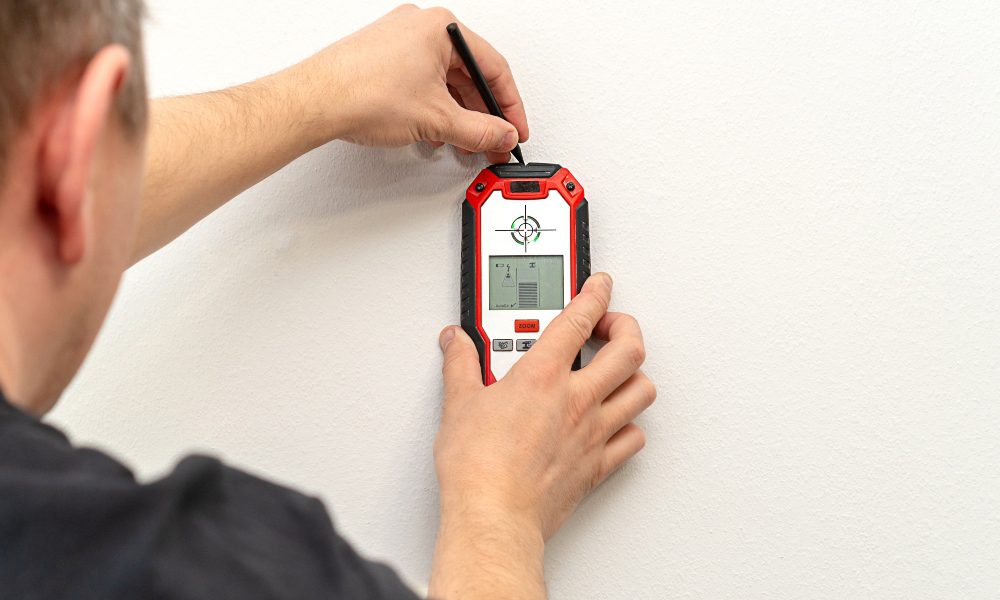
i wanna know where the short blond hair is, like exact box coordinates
[0,0,147,169]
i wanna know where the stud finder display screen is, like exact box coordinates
[489,256,564,310]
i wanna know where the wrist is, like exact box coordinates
[438,480,544,537]
[276,55,350,150]
[439,493,544,542]
[431,498,546,600]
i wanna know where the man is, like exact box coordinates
[0,2,655,598]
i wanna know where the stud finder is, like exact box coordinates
[460,162,591,384]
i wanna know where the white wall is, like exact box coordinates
[51,1,1000,598]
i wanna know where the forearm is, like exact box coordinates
[429,501,546,600]
[132,7,529,265]
[133,67,329,263]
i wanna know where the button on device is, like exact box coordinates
[493,339,514,352]
[515,319,540,333]
[516,339,536,352]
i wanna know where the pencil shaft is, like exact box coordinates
[447,23,525,164]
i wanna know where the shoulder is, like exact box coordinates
[0,397,135,480]
[0,402,418,600]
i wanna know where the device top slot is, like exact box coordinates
[488,163,562,179]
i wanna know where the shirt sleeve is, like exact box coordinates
[148,455,422,600]
[0,402,421,600]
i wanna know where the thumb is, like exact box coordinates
[438,106,518,154]
[439,326,485,402]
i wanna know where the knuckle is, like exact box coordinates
[618,313,642,334]
[514,355,559,388]
[586,286,611,313]
[537,360,565,388]
[633,427,648,452]
[440,349,466,375]
[565,311,594,345]
[625,339,646,370]
[581,374,606,404]
[425,6,456,22]
[474,122,493,151]
[590,456,608,492]
[641,376,657,406]
[583,411,602,443]
[568,392,591,428]
[581,375,606,407]
[424,102,452,139]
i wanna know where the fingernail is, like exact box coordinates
[439,327,457,351]
[499,131,517,151]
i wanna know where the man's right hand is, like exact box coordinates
[429,273,655,599]
[292,4,529,165]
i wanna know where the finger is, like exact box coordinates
[447,71,511,163]
[447,22,529,142]
[434,99,519,154]
[530,273,613,366]
[387,3,419,17]
[484,150,512,165]
[447,71,489,114]
[439,326,485,404]
[598,372,656,440]
[577,312,646,401]
[597,423,646,486]
[441,85,465,151]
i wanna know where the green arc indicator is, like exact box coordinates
[510,215,541,245]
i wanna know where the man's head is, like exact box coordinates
[0,1,148,415]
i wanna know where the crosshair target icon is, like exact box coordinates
[496,205,557,252]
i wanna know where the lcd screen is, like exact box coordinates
[489,255,564,310]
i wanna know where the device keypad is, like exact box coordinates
[493,339,514,352]
[516,339,536,352]
[515,319,540,333]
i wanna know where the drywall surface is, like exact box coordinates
[51,1,1000,598]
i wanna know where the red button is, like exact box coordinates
[515,319,540,333]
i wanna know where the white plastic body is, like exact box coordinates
[479,190,572,380]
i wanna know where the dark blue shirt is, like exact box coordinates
[0,391,419,600]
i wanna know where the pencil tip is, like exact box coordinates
[511,146,526,166]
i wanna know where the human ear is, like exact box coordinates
[38,45,132,265]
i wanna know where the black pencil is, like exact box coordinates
[446,22,525,165]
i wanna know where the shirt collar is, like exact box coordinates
[0,386,19,414]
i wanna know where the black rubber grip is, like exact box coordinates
[572,198,591,371]
[575,199,591,294]
[460,200,487,381]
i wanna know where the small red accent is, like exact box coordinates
[515,319,540,333]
